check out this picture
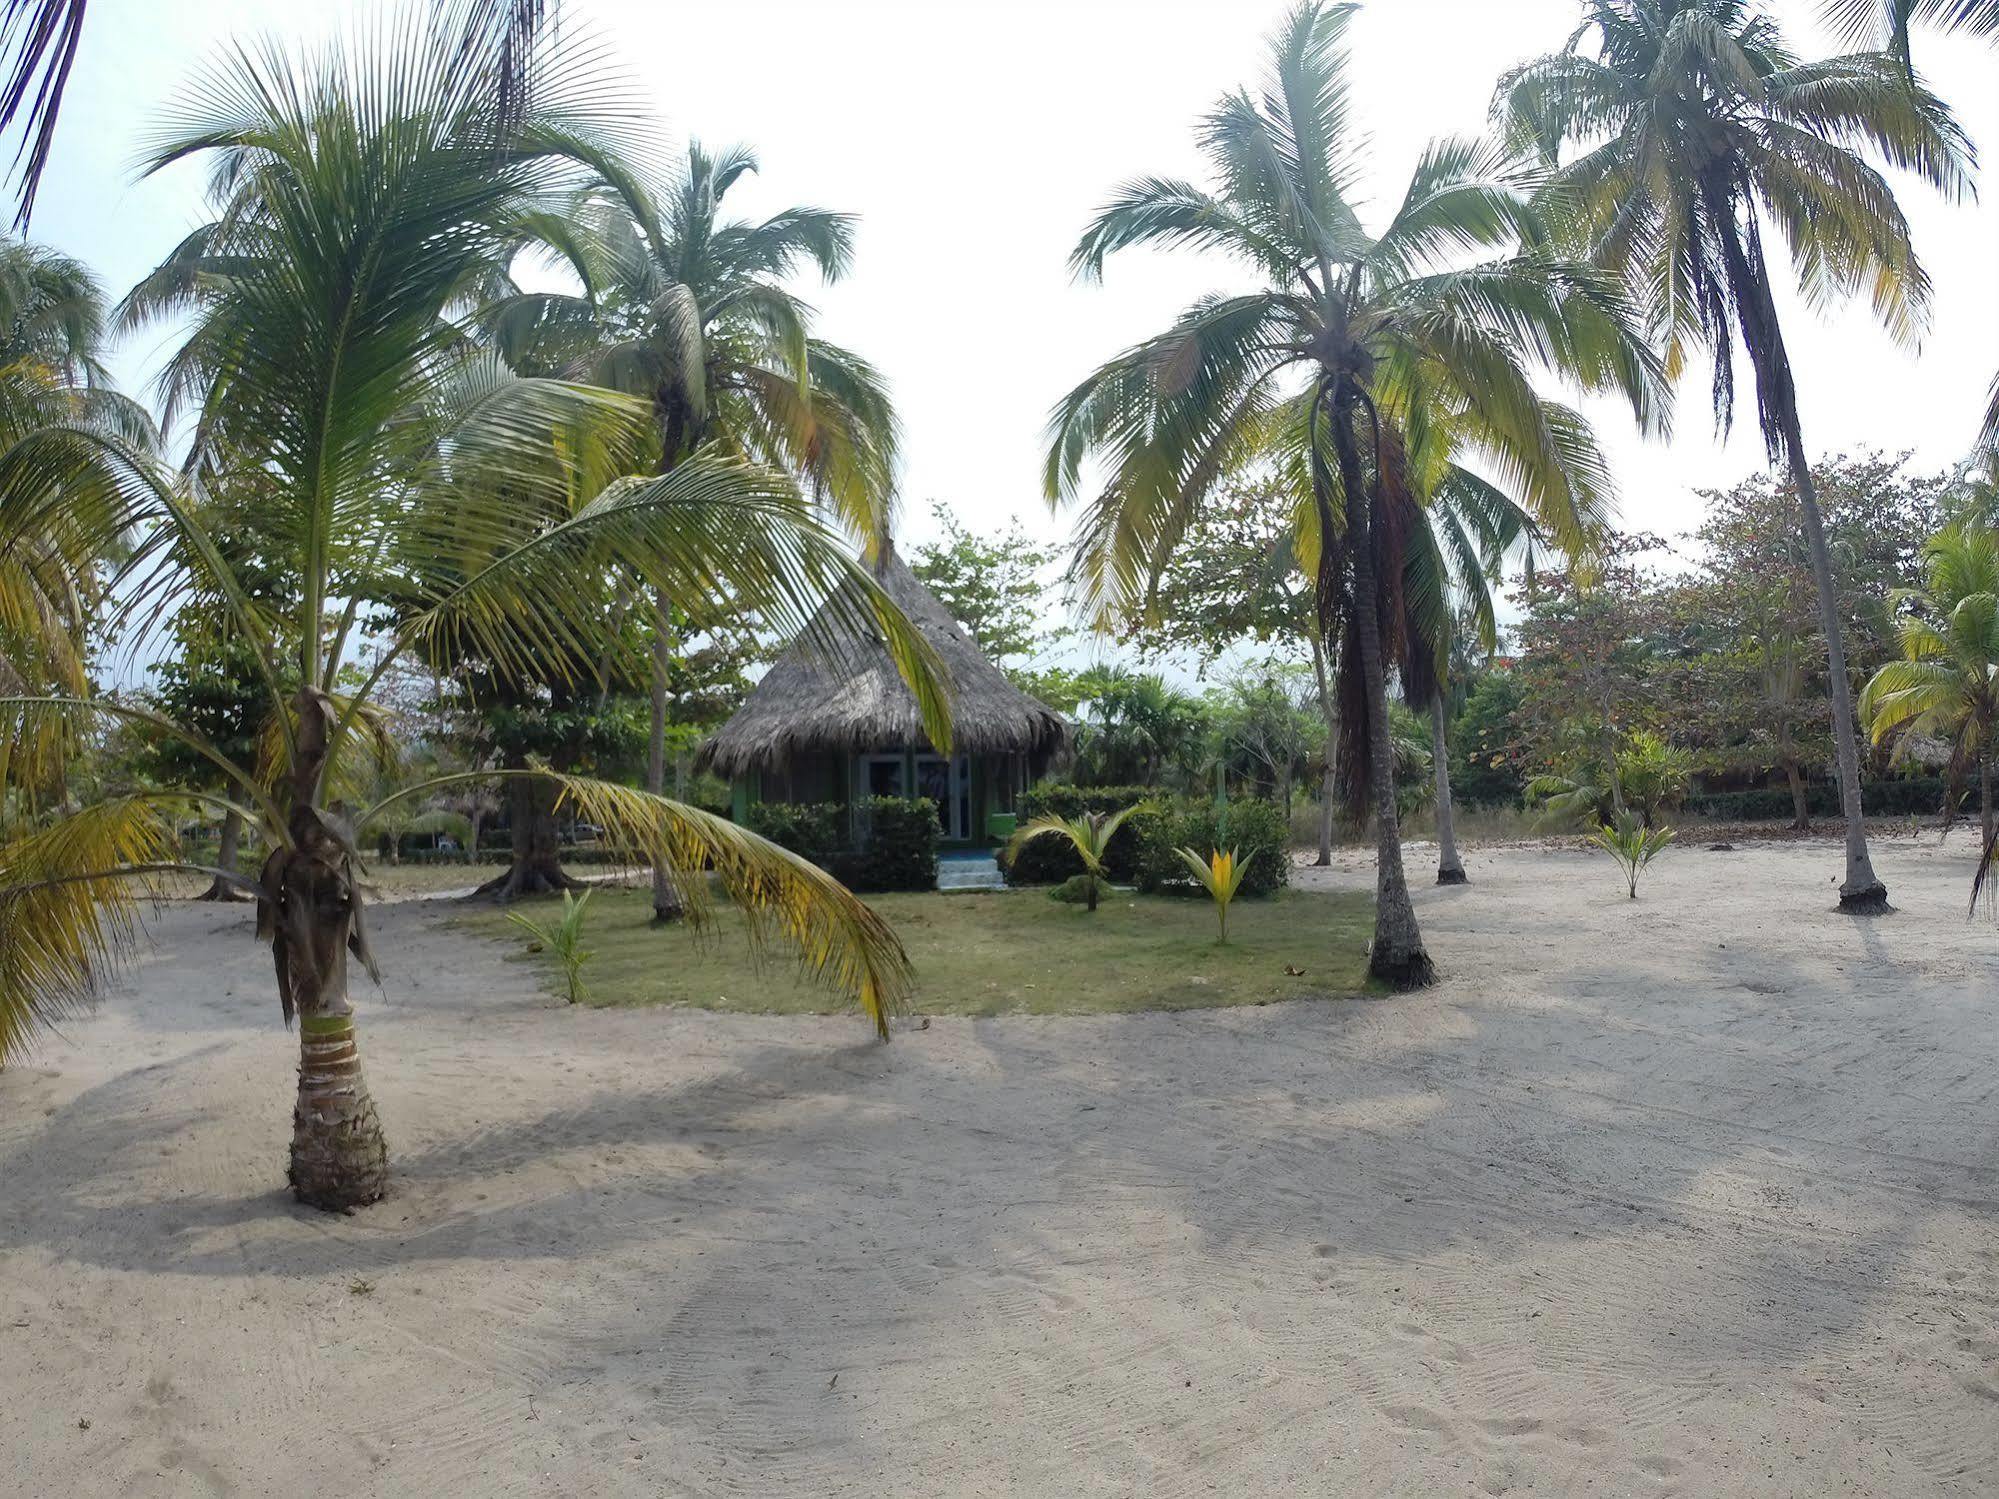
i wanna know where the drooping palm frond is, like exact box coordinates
[0,794,179,1060]
[1823,0,1999,73]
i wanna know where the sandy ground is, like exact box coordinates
[2,838,1995,1498]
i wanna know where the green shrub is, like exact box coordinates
[1681,775,1954,822]
[1004,785,1152,885]
[1048,873,1099,905]
[828,797,939,893]
[746,800,843,858]
[1135,798,1289,897]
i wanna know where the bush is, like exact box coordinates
[1134,798,1290,898]
[1004,785,1153,885]
[746,800,843,858]
[1048,873,1099,905]
[829,797,940,893]
[1681,775,1954,822]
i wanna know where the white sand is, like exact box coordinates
[3,838,1995,1496]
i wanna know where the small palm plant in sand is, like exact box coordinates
[508,889,595,1005]
[1590,813,1675,900]
[1178,846,1248,943]
[1007,808,1142,913]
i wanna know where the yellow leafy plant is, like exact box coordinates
[1177,845,1249,943]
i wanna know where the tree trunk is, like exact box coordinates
[290,1012,388,1211]
[474,756,583,900]
[648,588,685,924]
[1311,634,1337,866]
[1431,699,1467,886]
[1783,759,1810,832]
[1712,180,1887,911]
[1781,437,1888,910]
[197,807,250,901]
[1983,754,1994,851]
[265,687,389,1212]
[1330,387,1433,988]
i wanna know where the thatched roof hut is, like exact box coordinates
[703,546,1069,845]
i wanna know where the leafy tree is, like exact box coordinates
[0,13,946,1205]
[1501,0,1973,910]
[1450,666,1529,809]
[1674,452,1946,821]
[908,501,1067,665]
[1050,2,1661,986]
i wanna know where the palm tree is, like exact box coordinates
[1049,1,1663,986]
[1860,521,1999,843]
[1499,0,1974,911]
[0,12,947,1208]
[1005,807,1145,912]
[0,235,150,785]
[490,140,897,923]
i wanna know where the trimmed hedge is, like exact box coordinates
[1002,785,1153,885]
[1134,798,1290,897]
[747,796,939,892]
[1682,775,1954,822]
[746,800,842,858]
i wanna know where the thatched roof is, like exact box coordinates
[701,546,1071,777]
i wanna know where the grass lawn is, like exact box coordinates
[462,884,1377,1018]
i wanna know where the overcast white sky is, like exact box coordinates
[29,0,1999,613]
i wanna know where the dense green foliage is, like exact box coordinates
[1134,799,1290,898]
[747,797,940,893]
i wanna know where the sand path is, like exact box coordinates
[2,839,1995,1496]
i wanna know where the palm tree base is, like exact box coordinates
[1369,946,1438,990]
[1435,866,1470,886]
[1836,882,1892,915]
[288,1015,388,1213]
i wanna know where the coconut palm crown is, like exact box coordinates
[1047,0,1665,986]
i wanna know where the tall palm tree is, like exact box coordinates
[490,140,898,922]
[1860,521,1999,843]
[1048,1,1663,986]
[0,12,947,1207]
[1500,0,1974,911]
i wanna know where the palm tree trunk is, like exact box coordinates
[1982,753,1993,850]
[197,808,249,901]
[1311,633,1336,866]
[1330,387,1433,988]
[1431,698,1467,886]
[1780,437,1888,909]
[648,588,685,924]
[290,1013,388,1211]
[272,687,388,1212]
[1713,185,1887,910]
